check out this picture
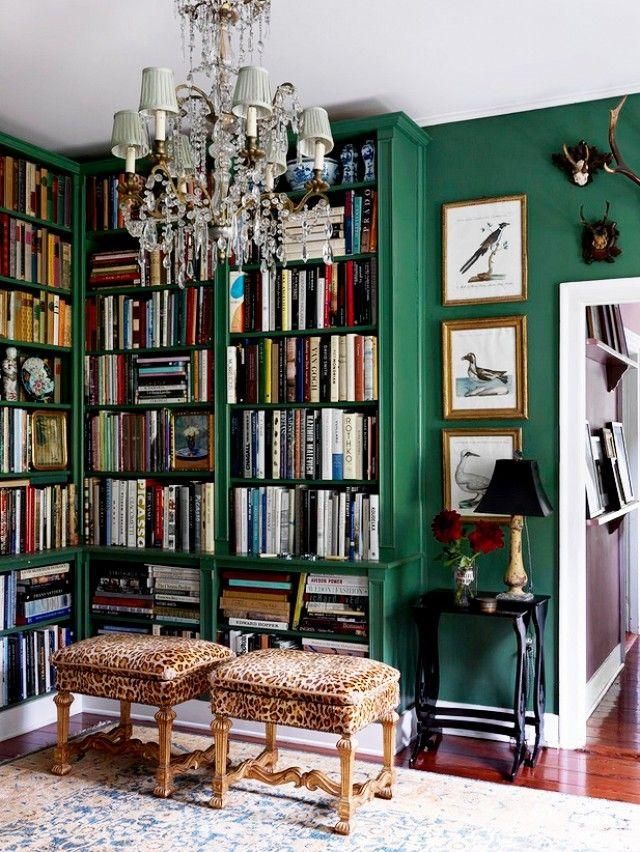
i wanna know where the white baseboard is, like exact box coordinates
[586,644,623,718]
[81,696,415,757]
[0,694,84,743]
[433,699,560,749]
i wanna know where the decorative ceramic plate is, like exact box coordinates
[21,357,55,400]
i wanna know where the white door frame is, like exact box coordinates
[559,277,640,749]
[622,329,640,634]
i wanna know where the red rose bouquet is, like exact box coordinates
[431,510,504,605]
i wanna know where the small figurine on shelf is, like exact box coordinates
[340,143,358,184]
[431,509,504,607]
[1,347,19,401]
[361,138,376,181]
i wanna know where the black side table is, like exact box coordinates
[410,588,550,781]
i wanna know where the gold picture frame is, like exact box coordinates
[442,315,528,420]
[442,194,528,306]
[442,427,523,522]
[31,411,68,471]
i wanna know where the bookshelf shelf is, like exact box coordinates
[0,470,70,483]
[0,616,71,639]
[218,623,367,644]
[86,344,212,357]
[229,477,376,487]
[0,274,72,299]
[87,470,215,479]
[229,324,377,340]
[0,205,73,235]
[86,281,215,298]
[86,402,213,412]
[231,251,376,273]
[216,554,414,572]
[229,401,377,411]
[85,545,205,564]
[586,501,640,528]
[586,337,637,392]
[0,337,72,353]
[0,401,71,410]
[90,613,199,630]
[0,547,81,573]
[86,227,130,240]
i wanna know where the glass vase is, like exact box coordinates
[453,561,477,608]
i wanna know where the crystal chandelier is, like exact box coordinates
[109,0,335,284]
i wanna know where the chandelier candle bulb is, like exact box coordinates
[125,145,136,174]
[246,106,258,139]
[155,110,167,142]
[314,140,325,172]
[265,164,274,192]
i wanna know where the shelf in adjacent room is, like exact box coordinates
[586,338,638,392]
[229,324,377,340]
[229,477,377,487]
[85,344,212,356]
[85,281,215,298]
[0,401,71,410]
[586,501,640,528]
[86,402,213,412]
[229,401,378,410]
[0,274,72,298]
[0,338,71,353]
[0,205,73,234]
[0,616,71,639]
[231,252,377,273]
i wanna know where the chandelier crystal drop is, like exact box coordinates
[110,0,334,285]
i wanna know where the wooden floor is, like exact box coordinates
[2,640,639,804]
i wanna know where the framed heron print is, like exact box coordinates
[443,428,522,522]
[442,315,528,419]
[442,194,527,305]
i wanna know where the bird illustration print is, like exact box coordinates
[461,352,508,397]
[459,222,509,282]
[454,450,491,508]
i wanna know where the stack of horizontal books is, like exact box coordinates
[297,573,368,637]
[219,569,293,631]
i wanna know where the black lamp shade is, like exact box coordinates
[475,459,553,518]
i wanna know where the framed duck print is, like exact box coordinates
[442,315,528,420]
[442,194,527,306]
[443,428,522,522]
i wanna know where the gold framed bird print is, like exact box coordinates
[442,315,528,419]
[442,427,522,522]
[442,194,527,305]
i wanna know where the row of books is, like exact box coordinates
[98,624,200,638]
[0,408,68,474]
[0,214,72,289]
[281,205,346,261]
[0,625,73,709]
[84,478,215,553]
[229,258,377,333]
[0,563,72,629]
[221,629,299,655]
[0,155,73,228]
[85,411,214,473]
[86,175,125,232]
[91,562,200,626]
[0,290,71,347]
[85,286,213,352]
[231,486,379,561]
[88,243,216,286]
[283,190,377,260]
[0,482,78,555]
[230,409,378,481]
[84,351,213,405]
[227,335,378,404]
[296,572,368,637]
[586,303,629,357]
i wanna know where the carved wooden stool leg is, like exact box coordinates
[120,700,133,741]
[210,714,232,809]
[153,705,176,798]
[265,721,278,771]
[335,734,355,836]
[51,690,74,776]
[376,710,399,799]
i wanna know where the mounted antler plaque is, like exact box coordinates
[579,202,622,264]
[552,141,611,186]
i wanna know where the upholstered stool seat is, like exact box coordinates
[52,634,233,797]
[209,649,400,835]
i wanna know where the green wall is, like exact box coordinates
[422,94,640,713]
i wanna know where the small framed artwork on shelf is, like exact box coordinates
[442,194,527,306]
[442,427,522,522]
[585,422,606,518]
[171,412,214,471]
[442,315,528,420]
[31,410,68,471]
[607,421,635,504]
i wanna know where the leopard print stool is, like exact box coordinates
[209,649,400,835]
[51,633,233,797]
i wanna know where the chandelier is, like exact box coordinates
[109,0,335,284]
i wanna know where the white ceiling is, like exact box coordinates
[1,0,640,157]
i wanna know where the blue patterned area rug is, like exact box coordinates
[0,726,638,851]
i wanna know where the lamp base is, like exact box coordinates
[497,590,534,602]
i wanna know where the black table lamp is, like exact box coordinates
[475,457,553,601]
